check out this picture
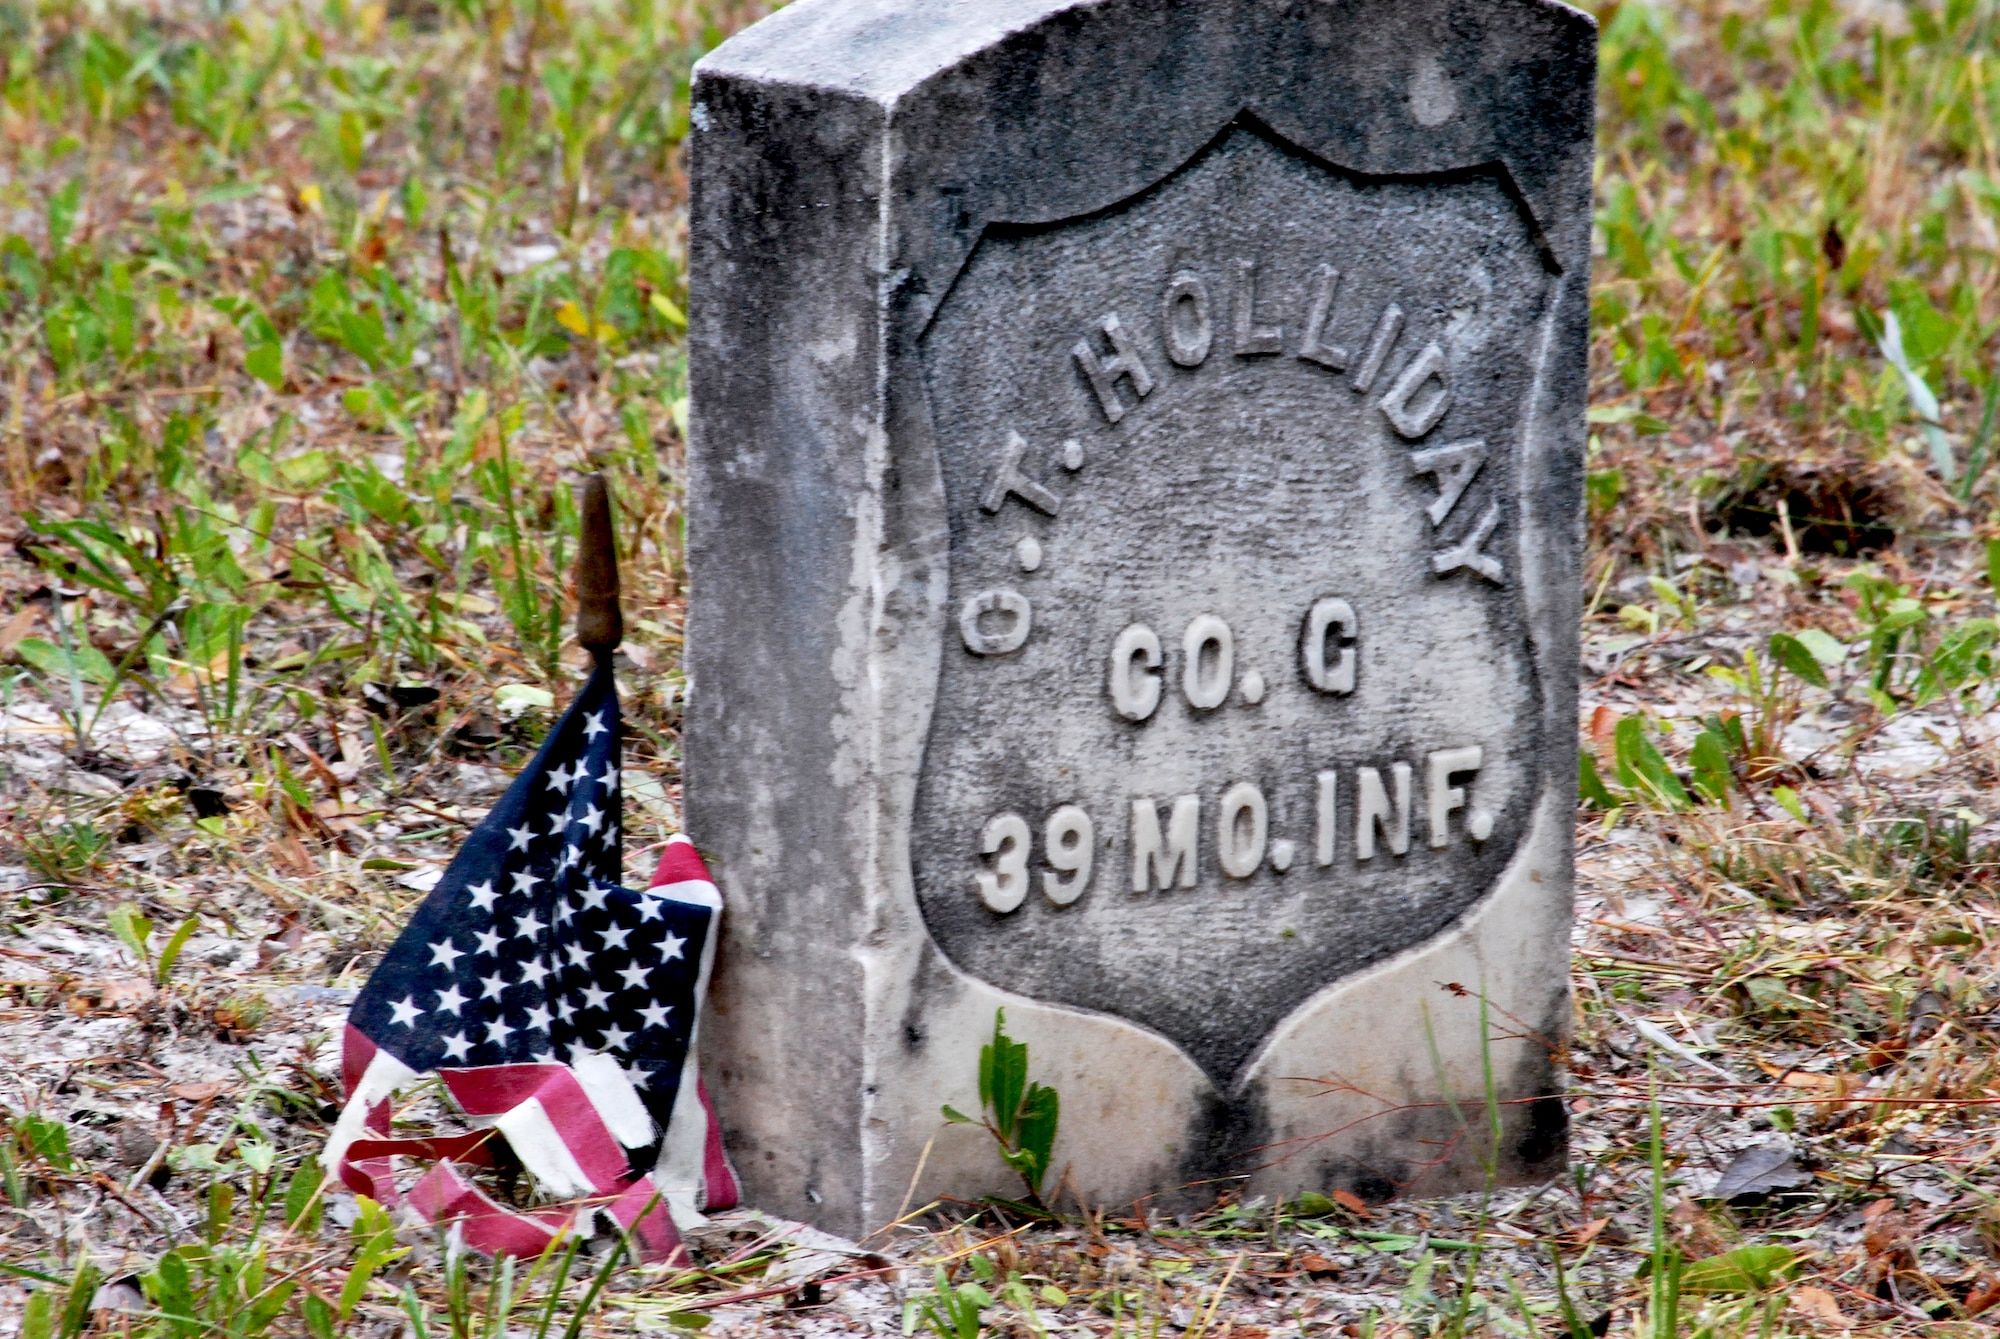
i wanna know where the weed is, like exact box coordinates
[20,815,110,886]
[904,1261,995,1339]
[943,1009,1061,1207]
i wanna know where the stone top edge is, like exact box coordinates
[693,0,1597,106]
[693,0,1067,103]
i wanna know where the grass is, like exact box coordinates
[3,0,2000,1334]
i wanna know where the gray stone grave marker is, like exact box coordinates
[686,0,1596,1236]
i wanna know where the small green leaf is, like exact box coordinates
[20,1289,52,1339]
[649,291,687,330]
[1689,729,1732,804]
[107,903,153,963]
[155,916,197,987]
[1578,751,1618,809]
[1585,467,1623,515]
[46,177,82,256]
[283,1157,325,1232]
[303,1293,337,1339]
[665,1312,711,1331]
[275,450,335,491]
[1013,1082,1059,1193]
[1790,628,1846,670]
[494,682,555,712]
[1613,716,1688,809]
[1771,786,1809,823]
[939,1104,974,1125]
[1677,1244,1797,1294]
[983,1010,1028,1144]
[1767,633,1829,690]
[21,1116,73,1172]
[245,339,284,390]
[57,1258,99,1339]
[14,636,117,688]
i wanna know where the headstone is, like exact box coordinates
[686,0,1596,1236]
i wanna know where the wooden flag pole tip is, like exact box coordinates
[575,473,623,652]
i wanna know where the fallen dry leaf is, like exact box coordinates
[168,1082,228,1102]
[272,830,318,879]
[1790,1286,1850,1328]
[0,602,41,655]
[1708,1141,1813,1202]
[1588,703,1618,757]
[1297,1253,1338,1278]
[69,979,152,1011]
[1331,1188,1371,1217]
[1862,1206,1921,1286]
[1756,1061,1846,1089]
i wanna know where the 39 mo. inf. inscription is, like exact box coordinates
[912,123,1557,1084]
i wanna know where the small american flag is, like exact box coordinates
[324,655,735,1261]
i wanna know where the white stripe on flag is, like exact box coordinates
[651,874,723,1227]
[494,1098,597,1200]
[570,1050,655,1149]
[322,1048,417,1176]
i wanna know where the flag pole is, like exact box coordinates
[576,474,623,654]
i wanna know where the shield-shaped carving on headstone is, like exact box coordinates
[912,118,1552,1086]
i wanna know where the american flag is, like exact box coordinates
[324,656,735,1261]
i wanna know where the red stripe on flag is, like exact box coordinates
[344,1131,498,1166]
[606,1175,685,1265]
[696,1079,739,1211]
[438,1065,632,1192]
[342,1024,379,1099]
[649,836,712,888]
[408,1162,569,1259]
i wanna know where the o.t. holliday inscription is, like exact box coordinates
[913,121,1555,1084]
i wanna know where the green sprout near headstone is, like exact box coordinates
[943,1009,1060,1207]
[107,903,198,989]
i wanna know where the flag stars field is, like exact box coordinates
[350,665,718,1152]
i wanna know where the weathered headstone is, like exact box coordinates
[686,0,1596,1236]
